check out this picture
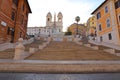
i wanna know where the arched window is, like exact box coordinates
[58,18,61,21]
[48,18,50,21]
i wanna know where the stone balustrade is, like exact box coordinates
[0,38,34,51]
[75,42,83,45]
[84,44,91,47]
[13,37,51,60]
[91,46,99,50]
[103,49,115,54]
[29,48,38,53]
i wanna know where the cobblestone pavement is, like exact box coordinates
[0,73,120,80]
[26,41,120,60]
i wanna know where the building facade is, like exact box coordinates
[45,12,63,36]
[68,23,86,36]
[92,0,120,44]
[0,0,31,43]
[87,16,96,37]
[27,27,48,37]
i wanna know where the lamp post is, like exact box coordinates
[75,16,80,37]
[39,29,41,36]
[48,28,50,37]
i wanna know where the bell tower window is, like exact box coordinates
[48,18,50,21]
[58,18,61,21]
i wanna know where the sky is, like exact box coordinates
[27,0,105,31]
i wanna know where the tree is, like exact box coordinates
[65,28,72,35]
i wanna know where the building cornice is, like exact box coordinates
[91,0,107,14]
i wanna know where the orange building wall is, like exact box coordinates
[96,2,113,36]
[0,0,31,43]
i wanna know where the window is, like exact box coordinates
[100,36,103,42]
[115,0,120,9]
[11,11,15,21]
[59,29,61,32]
[97,12,101,19]
[106,19,110,27]
[115,1,118,9]
[7,27,11,35]
[20,32,22,38]
[21,15,24,25]
[58,18,61,21]
[22,4,25,11]
[7,27,14,35]
[48,18,50,21]
[108,33,112,40]
[24,20,27,28]
[26,11,28,17]
[12,0,18,6]
[99,24,102,31]
[105,6,108,13]
[118,15,120,24]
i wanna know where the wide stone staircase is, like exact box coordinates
[26,41,120,60]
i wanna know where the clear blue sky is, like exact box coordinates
[28,0,105,31]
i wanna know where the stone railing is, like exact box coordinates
[49,36,76,42]
[23,38,34,45]
[0,38,34,51]
[88,40,120,56]
[0,43,13,51]
[89,40,120,50]
[14,37,51,60]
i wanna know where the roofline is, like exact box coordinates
[26,0,32,13]
[91,0,107,14]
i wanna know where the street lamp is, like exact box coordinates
[75,16,80,37]
[48,27,50,37]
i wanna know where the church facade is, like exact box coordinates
[27,12,63,37]
[44,12,63,36]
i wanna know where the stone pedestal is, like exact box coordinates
[14,38,25,60]
[43,43,47,47]
[48,37,51,42]
[91,46,99,50]
[29,48,37,53]
[77,42,83,45]
[103,49,115,54]
[39,45,44,50]
[84,44,91,47]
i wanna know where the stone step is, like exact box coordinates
[0,60,120,73]
[26,41,120,60]
[115,50,120,53]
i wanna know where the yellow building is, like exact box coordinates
[92,0,120,44]
[87,16,96,37]
[68,23,86,36]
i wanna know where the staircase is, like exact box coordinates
[0,40,45,59]
[26,41,120,60]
